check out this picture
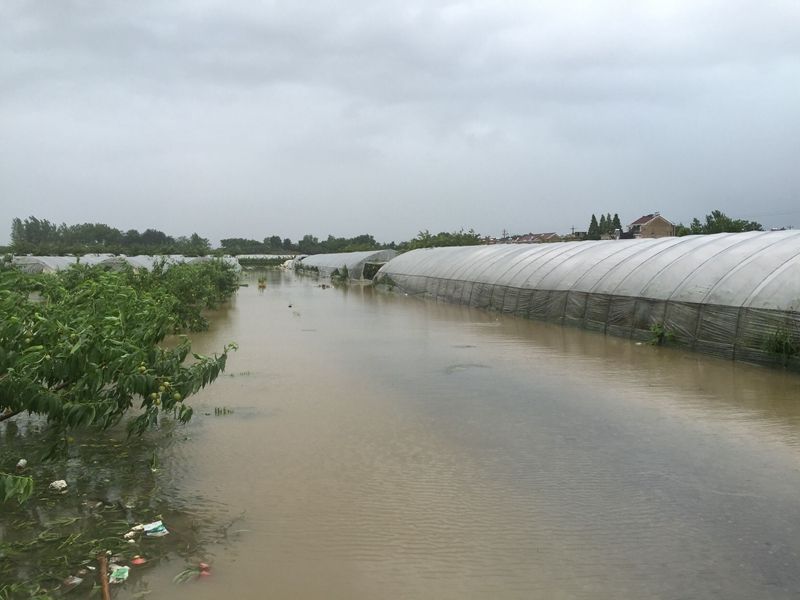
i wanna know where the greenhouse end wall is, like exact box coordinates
[374,232,800,369]
[298,250,398,280]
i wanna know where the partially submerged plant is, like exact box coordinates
[294,263,318,274]
[764,327,799,366]
[331,264,350,283]
[0,265,238,503]
[1,474,34,504]
[371,273,397,291]
[238,256,287,268]
[649,322,675,346]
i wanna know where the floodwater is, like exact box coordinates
[128,269,800,599]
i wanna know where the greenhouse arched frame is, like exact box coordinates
[298,250,398,280]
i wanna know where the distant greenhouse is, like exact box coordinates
[11,256,79,274]
[374,231,800,368]
[77,254,129,269]
[298,250,398,280]
[11,255,241,273]
[187,255,242,272]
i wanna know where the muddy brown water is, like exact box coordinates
[124,270,800,599]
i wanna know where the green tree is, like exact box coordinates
[399,229,481,250]
[264,235,283,251]
[342,234,380,252]
[675,218,702,236]
[588,214,599,240]
[703,209,762,234]
[220,238,267,255]
[139,229,173,247]
[186,233,211,255]
[0,262,238,501]
[675,210,762,236]
[298,234,321,254]
[9,216,187,255]
[612,213,622,232]
[10,218,26,251]
[124,229,141,246]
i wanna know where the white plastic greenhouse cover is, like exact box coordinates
[188,256,242,271]
[78,254,129,269]
[12,255,240,272]
[12,256,78,273]
[125,255,187,270]
[281,255,308,270]
[299,250,398,279]
[374,231,800,366]
[237,254,296,260]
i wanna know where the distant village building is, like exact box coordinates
[628,213,675,238]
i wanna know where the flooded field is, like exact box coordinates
[6,269,800,598]
[117,269,800,599]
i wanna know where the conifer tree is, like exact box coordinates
[588,214,599,240]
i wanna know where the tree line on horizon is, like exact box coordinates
[7,210,768,258]
[9,217,213,256]
[209,229,482,254]
[5,217,484,256]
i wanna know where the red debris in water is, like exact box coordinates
[199,562,211,576]
[131,556,147,566]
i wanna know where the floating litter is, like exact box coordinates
[143,520,169,537]
[48,480,68,493]
[109,565,130,584]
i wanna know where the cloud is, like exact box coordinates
[1,0,798,243]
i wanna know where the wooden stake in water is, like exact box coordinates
[97,553,111,600]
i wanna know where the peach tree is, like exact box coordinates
[0,263,237,502]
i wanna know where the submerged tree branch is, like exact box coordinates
[0,382,69,423]
[0,409,21,423]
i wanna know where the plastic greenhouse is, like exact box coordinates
[374,231,800,367]
[299,250,398,280]
[78,254,130,269]
[11,255,241,273]
[188,255,242,271]
[125,255,185,270]
[11,256,79,273]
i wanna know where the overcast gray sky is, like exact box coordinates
[1,0,798,245]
